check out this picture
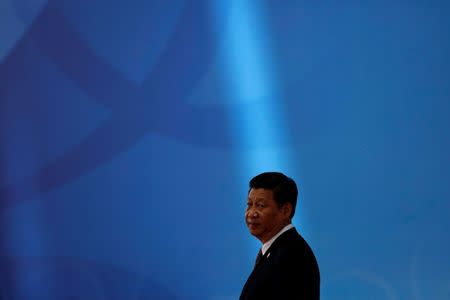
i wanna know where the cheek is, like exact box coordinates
[262,213,276,225]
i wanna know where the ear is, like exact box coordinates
[282,202,293,219]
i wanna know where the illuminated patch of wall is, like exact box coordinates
[212,0,292,176]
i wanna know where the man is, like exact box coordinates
[240,172,320,300]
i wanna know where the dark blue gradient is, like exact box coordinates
[0,1,449,299]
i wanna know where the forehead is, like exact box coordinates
[248,188,274,201]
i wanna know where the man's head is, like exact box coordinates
[245,172,298,243]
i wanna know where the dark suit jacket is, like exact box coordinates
[240,228,320,300]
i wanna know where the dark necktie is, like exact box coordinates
[254,249,263,269]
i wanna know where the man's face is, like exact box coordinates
[245,188,291,243]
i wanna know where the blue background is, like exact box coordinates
[1,1,449,299]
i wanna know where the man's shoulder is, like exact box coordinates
[272,229,318,263]
[274,228,307,248]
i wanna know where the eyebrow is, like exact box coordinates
[247,197,266,202]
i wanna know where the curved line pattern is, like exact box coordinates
[330,269,399,300]
[0,256,180,299]
[0,1,233,210]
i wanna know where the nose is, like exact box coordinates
[246,208,258,218]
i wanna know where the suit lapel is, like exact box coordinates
[240,228,299,300]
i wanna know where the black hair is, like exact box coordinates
[249,171,298,219]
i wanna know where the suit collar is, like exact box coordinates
[262,227,298,260]
[261,224,294,255]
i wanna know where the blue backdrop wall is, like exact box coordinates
[1,1,449,299]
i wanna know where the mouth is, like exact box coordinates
[247,222,260,230]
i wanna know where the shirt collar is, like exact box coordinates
[261,223,294,255]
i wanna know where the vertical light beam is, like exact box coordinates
[213,0,292,176]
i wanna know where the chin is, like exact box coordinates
[249,229,262,238]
